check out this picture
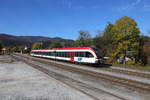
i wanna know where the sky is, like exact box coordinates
[0,0,150,40]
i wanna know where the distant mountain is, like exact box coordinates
[0,33,74,48]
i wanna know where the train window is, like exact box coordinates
[76,52,85,57]
[43,52,45,55]
[75,52,78,57]
[60,52,62,57]
[62,52,65,57]
[48,52,51,56]
[64,52,66,57]
[85,52,94,58]
[56,52,58,56]
[56,52,59,57]
[52,52,55,56]
[66,52,70,58]
[55,52,70,57]
[45,52,49,56]
[61,52,64,57]
[49,52,54,56]
[58,52,61,57]
[62,52,66,57]
[82,52,85,57]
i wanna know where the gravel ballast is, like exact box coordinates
[26,56,150,84]
[0,55,93,100]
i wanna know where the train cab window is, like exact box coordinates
[85,52,94,58]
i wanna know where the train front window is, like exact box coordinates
[85,52,94,58]
[91,47,101,58]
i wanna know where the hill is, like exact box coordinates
[0,33,74,48]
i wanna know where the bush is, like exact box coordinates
[126,59,135,65]
[147,57,150,66]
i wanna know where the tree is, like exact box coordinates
[74,30,92,47]
[32,42,42,49]
[92,24,114,57]
[103,22,114,40]
[10,46,18,52]
[140,36,150,65]
[49,40,62,48]
[112,16,140,64]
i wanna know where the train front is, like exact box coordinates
[91,47,104,63]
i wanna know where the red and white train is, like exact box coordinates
[30,47,103,64]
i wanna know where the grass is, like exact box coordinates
[113,63,150,71]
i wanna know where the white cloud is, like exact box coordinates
[117,0,142,12]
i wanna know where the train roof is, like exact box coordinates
[32,47,94,51]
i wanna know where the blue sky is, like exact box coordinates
[0,0,150,40]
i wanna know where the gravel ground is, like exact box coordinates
[27,56,150,84]
[28,59,150,100]
[0,55,93,100]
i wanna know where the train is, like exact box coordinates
[30,47,103,64]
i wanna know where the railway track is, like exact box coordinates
[111,65,150,72]
[56,60,150,79]
[99,67,150,79]
[72,63,150,79]
[12,55,129,100]
[12,54,150,93]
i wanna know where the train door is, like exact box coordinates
[70,52,74,62]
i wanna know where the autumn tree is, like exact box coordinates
[32,42,42,49]
[49,40,62,48]
[74,30,92,47]
[112,16,140,64]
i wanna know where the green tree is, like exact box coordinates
[49,40,62,48]
[74,30,92,47]
[92,25,114,57]
[32,42,42,49]
[103,22,114,40]
[112,16,140,64]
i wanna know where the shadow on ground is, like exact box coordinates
[91,63,112,68]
